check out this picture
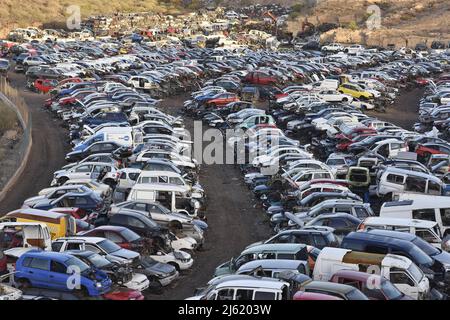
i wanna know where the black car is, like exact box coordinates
[255,227,339,249]
[96,210,167,246]
[65,141,123,162]
[305,213,362,238]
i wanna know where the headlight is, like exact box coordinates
[95,282,102,288]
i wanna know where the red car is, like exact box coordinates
[243,71,277,85]
[293,291,342,300]
[330,270,412,300]
[416,143,450,159]
[335,127,377,140]
[336,134,376,151]
[34,78,58,93]
[78,225,145,252]
[206,93,239,107]
[103,287,144,300]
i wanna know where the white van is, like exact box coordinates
[186,278,290,300]
[358,217,447,250]
[376,167,443,200]
[313,247,429,299]
[135,170,204,199]
[127,184,200,217]
[380,195,450,238]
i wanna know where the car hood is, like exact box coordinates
[143,261,176,275]
[111,248,140,260]
[23,195,47,206]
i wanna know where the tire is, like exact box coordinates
[58,177,69,185]
[16,278,31,289]
[74,286,89,298]
[103,179,116,188]
[168,220,183,230]
[168,262,180,272]
[342,97,348,102]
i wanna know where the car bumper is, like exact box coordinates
[158,271,180,286]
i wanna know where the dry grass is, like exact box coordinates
[0,101,18,136]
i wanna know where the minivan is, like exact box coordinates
[187,275,290,300]
[358,217,446,250]
[14,250,112,296]
[214,243,309,277]
[380,195,450,238]
[376,167,443,200]
[341,231,446,282]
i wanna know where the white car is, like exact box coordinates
[151,250,193,271]
[39,179,112,198]
[51,162,121,186]
[317,90,353,103]
[321,43,344,52]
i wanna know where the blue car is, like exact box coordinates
[15,250,112,296]
[82,112,128,127]
[31,191,105,214]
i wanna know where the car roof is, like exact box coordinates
[241,243,306,254]
[237,259,305,271]
[305,281,355,293]
[362,217,437,228]
[365,229,417,241]
[22,250,72,262]
[344,231,415,248]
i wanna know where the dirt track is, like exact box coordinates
[0,76,423,299]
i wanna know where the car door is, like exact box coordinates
[124,215,147,236]
[49,260,69,291]
[23,257,51,287]
[71,164,93,179]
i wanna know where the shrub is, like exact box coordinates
[348,20,358,31]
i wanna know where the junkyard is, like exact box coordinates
[0,2,450,302]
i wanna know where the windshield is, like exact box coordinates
[327,159,346,166]
[381,279,403,300]
[87,252,111,268]
[409,245,434,266]
[120,228,141,242]
[412,237,440,256]
[65,257,90,274]
[407,263,424,282]
[97,239,121,254]
[139,256,158,268]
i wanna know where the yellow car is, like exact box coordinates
[338,83,374,100]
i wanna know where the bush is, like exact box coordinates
[348,21,359,31]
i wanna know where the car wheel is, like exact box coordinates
[168,262,180,272]
[168,220,183,231]
[16,278,31,289]
[75,286,89,298]
[58,177,69,185]
[103,179,116,188]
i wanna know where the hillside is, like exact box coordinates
[0,0,449,47]
[286,0,450,47]
[0,0,186,37]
